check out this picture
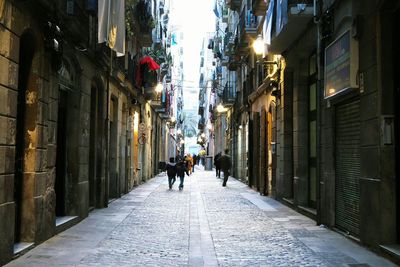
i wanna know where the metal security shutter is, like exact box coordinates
[335,99,361,236]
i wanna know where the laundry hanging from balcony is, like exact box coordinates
[139,56,160,70]
[98,0,125,56]
[135,56,160,88]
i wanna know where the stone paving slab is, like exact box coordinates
[5,167,396,267]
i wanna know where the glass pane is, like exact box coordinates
[309,120,316,158]
[310,167,317,202]
[309,83,316,111]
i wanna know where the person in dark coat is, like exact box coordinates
[219,149,232,187]
[165,157,177,189]
[176,159,186,190]
[214,152,222,178]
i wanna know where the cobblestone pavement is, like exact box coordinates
[6,167,396,267]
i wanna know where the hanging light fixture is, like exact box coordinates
[217,103,226,113]
[253,34,264,55]
[155,82,163,93]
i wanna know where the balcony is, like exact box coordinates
[234,9,259,56]
[268,0,314,54]
[198,117,206,130]
[135,0,156,47]
[198,106,204,116]
[227,54,241,71]
[223,32,236,57]
[252,0,269,16]
[222,5,229,23]
[226,0,241,11]
[223,81,236,106]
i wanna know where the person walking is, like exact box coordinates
[214,152,222,178]
[192,154,197,173]
[166,157,177,189]
[186,154,193,175]
[176,159,186,190]
[219,149,232,187]
[184,155,190,176]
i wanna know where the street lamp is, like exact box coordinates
[170,116,176,123]
[217,103,226,113]
[201,133,206,138]
[253,34,264,55]
[176,129,182,135]
[207,122,213,130]
[155,82,163,93]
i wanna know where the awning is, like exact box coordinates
[139,56,160,70]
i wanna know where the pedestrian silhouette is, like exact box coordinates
[219,149,232,187]
[176,159,186,190]
[214,152,222,178]
[166,157,177,189]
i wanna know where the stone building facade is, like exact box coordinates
[214,0,400,260]
[0,0,174,265]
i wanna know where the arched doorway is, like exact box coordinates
[393,6,400,242]
[14,29,36,244]
[55,58,75,217]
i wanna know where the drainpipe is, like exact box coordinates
[314,0,322,225]
[104,48,112,207]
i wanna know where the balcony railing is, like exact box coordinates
[252,0,269,16]
[268,0,314,54]
[226,0,241,11]
[234,9,258,55]
[135,0,155,46]
[223,81,236,106]
[198,117,206,130]
[198,106,205,116]
[228,54,241,71]
[222,5,229,22]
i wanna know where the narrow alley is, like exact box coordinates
[6,168,394,267]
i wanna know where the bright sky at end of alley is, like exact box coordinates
[170,0,215,110]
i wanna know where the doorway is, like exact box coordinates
[393,7,400,242]
[267,110,273,196]
[109,96,118,199]
[14,30,36,243]
[308,53,317,208]
[89,84,103,208]
[55,90,68,216]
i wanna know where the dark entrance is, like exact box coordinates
[253,112,260,191]
[89,84,103,208]
[260,110,267,195]
[335,99,361,236]
[55,90,68,216]
[14,30,36,243]
[394,7,400,242]
[308,53,317,208]
[109,96,118,199]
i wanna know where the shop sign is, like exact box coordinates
[324,30,359,98]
